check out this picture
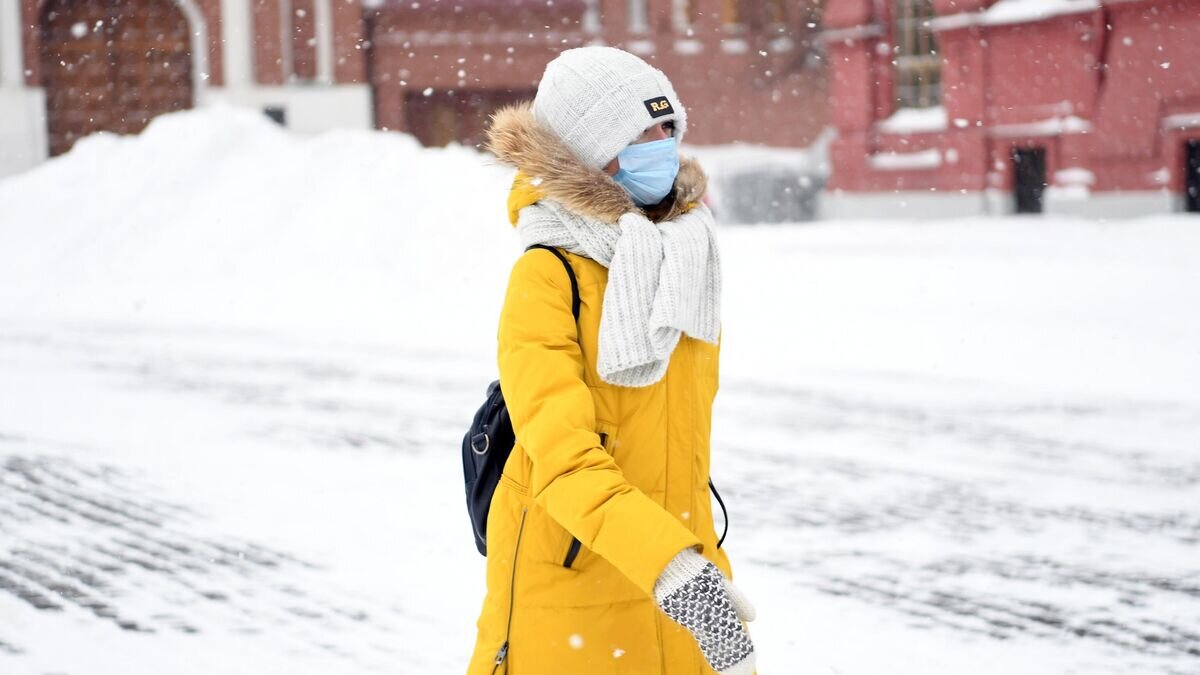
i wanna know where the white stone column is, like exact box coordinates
[0,0,47,177]
[220,0,254,88]
[1,0,24,88]
[314,0,333,85]
[582,0,601,34]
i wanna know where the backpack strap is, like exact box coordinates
[525,244,581,321]
[709,479,729,548]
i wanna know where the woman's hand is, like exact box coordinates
[654,548,756,674]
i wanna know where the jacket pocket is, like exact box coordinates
[560,425,616,569]
[595,421,617,454]
[561,536,582,568]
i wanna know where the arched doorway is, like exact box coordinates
[40,0,194,156]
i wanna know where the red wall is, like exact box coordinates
[826,0,1200,200]
[365,0,828,148]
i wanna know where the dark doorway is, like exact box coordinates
[1186,139,1200,213]
[1012,147,1047,214]
[404,88,536,149]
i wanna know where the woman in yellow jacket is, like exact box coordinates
[468,47,756,675]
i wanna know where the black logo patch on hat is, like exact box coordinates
[644,96,674,119]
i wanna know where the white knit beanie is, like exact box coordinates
[532,46,688,170]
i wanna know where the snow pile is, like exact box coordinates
[0,105,517,351]
[2,106,1199,403]
[688,133,830,223]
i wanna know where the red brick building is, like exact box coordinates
[823,0,1200,217]
[1,0,373,176]
[1,0,827,179]
[365,0,827,150]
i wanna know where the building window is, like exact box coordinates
[629,0,649,33]
[721,0,742,27]
[766,0,787,26]
[673,0,694,32]
[894,0,940,108]
[718,0,788,30]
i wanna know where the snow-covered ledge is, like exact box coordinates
[876,106,948,135]
[990,116,1092,137]
[932,0,1099,31]
[1162,112,1200,130]
[818,24,884,43]
[868,148,943,171]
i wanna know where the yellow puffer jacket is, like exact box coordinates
[468,104,735,674]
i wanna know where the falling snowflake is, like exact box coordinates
[568,634,584,650]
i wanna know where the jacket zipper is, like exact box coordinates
[492,508,527,673]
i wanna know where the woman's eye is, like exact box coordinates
[663,121,676,135]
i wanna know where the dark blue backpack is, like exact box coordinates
[462,245,578,556]
[461,245,727,557]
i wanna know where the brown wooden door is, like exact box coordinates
[41,0,193,156]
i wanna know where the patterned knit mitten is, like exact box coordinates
[654,548,756,675]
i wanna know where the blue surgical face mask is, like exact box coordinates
[612,137,680,207]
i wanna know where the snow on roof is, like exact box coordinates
[932,0,1100,31]
[877,106,949,135]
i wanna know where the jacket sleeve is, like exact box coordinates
[497,249,702,596]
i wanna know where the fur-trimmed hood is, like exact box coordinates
[485,102,707,225]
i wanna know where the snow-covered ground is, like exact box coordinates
[1,108,1198,674]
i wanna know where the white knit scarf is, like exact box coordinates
[516,199,722,388]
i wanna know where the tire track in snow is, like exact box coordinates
[0,447,403,670]
[719,380,1200,666]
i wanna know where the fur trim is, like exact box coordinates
[485,102,707,225]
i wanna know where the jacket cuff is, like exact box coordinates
[586,490,702,597]
[653,548,709,603]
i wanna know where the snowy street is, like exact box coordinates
[2,319,1197,674]
[1,109,1199,673]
